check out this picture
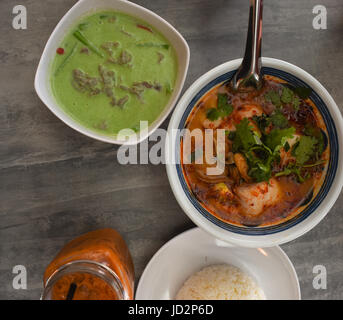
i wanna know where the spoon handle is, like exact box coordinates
[231,0,263,91]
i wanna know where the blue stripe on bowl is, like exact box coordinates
[175,67,338,236]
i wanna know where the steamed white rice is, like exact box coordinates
[175,264,266,300]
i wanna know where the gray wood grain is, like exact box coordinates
[0,0,342,299]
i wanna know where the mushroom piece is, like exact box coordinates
[212,183,235,202]
[234,153,251,183]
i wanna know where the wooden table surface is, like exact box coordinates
[0,0,342,299]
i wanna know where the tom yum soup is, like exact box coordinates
[181,75,329,227]
[51,11,177,135]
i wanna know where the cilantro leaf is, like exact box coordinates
[270,109,288,128]
[229,114,320,184]
[231,119,296,183]
[217,93,233,117]
[292,135,317,164]
[303,125,327,159]
[303,160,326,168]
[253,114,270,133]
[293,87,312,99]
[264,127,296,151]
[266,87,303,111]
[232,118,256,152]
[206,108,221,121]
[231,119,277,182]
[255,106,288,130]
[247,149,274,182]
[281,87,294,104]
[284,141,290,152]
[275,167,293,177]
[275,130,322,182]
[275,165,304,183]
[206,94,233,121]
[315,132,325,158]
[283,84,312,100]
[265,90,281,107]
[293,96,300,111]
[227,130,236,140]
[249,166,272,182]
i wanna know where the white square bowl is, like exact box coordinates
[35,0,190,145]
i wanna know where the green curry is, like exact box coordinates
[51,11,178,135]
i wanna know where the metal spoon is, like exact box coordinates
[230,0,263,92]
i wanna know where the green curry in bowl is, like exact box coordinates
[51,10,178,135]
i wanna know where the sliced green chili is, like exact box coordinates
[54,43,78,76]
[73,30,104,58]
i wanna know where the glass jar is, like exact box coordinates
[42,229,134,300]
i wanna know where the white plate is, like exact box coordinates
[35,0,189,145]
[136,227,301,300]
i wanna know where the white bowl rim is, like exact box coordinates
[136,227,301,300]
[166,57,343,248]
[34,0,190,145]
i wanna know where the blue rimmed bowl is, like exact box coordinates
[165,58,343,247]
